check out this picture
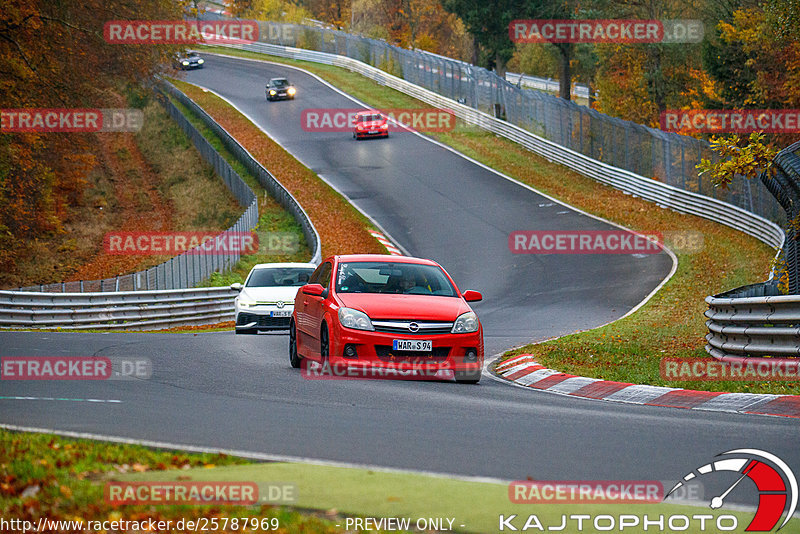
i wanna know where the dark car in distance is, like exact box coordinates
[266,78,296,101]
[174,51,204,70]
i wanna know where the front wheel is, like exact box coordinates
[320,324,330,362]
[289,319,302,368]
[455,369,481,384]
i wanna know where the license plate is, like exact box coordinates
[271,310,292,317]
[393,339,432,352]
[369,130,379,134]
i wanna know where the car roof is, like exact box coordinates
[270,77,289,82]
[356,110,382,116]
[326,254,438,266]
[249,262,316,270]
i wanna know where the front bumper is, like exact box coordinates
[235,308,293,330]
[328,326,483,372]
[354,129,388,139]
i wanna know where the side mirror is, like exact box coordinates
[230,283,243,291]
[301,283,325,296]
[462,290,482,302]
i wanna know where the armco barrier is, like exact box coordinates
[159,81,322,266]
[705,282,800,360]
[212,40,785,251]
[2,83,321,330]
[0,288,237,330]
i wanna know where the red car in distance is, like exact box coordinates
[290,254,484,383]
[353,110,389,140]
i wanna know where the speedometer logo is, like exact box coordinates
[666,449,797,531]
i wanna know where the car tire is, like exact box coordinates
[289,319,302,368]
[455,369,481,384]
[320,324,330,362]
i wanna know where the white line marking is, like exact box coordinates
[0,423,510,485]
[0,396,121,403]
[199,51,678,331]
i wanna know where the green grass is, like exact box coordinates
[0,429,340,532]
[115,458,787,533]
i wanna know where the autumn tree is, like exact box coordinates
[0,0,183,276]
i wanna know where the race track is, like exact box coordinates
[2,54,797,507]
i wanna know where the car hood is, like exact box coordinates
[239,286,301,303]
[337,293,470,321]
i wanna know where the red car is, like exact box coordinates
[290,255,484,383]
[353,110,389,140]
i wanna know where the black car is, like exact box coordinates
[266,78,296,101]
[174,51,204,70]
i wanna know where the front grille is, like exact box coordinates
[374,345,450,361]
[372,320,453,335]
[237,312,290,329]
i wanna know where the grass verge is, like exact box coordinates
[192,46,797,395]
[3,429,782,534]
[0,429,337,533]
[164,92,312,286]
[168,78,386,260]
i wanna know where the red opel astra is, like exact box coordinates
[290,255,484,383]
[353,110,389,140]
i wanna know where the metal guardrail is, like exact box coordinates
[705,282,800,359]
[0,287,237,330]
[505,72,593,100]
[160,81,322,266]
[214,40,785,251]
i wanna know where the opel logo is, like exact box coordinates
[408,322,420,333]
[276,301,285,308]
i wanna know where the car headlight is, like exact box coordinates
[269,90,277,95]
[238,299,256,308]
[182,61,189,65]
[197,58,204,64]
[452,311,479,333]
[287,87,296,95]
[339,307,374,331]
[380,124,388,129]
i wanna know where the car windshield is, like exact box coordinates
[357,114,383,122]
[336,262,456,296]
[187,52,199,58]
[246,267,313,287]
[271,79,289,88]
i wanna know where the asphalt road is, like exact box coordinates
[1,54,797,509]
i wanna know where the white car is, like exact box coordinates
[232,262,316,334]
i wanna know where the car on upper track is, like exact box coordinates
[353,110,389,139]
[290,254,484,383]
[266,77,296,101]
[232,262,317,334]
[174,50,204,70]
